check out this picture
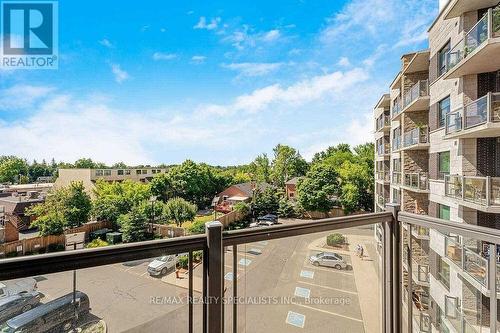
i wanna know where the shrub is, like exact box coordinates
[187,220,206,234]
[177,255,189,269]
[86,239,109,248]
[326,233,345,247]
[278,198,295,218]
[233,202,250,216]
[47,243,65,253]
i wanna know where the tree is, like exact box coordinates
[233,202,250,217]
[27,182,92,235]
[74,158,106,169]
[337,158,374,213]
[270,145,308,187]
[278,198,295,218]
[0,156,29,183]
[29,159,54,182]
[164,197,197,227]
[250,154,271,183]
[92,180,151,227]
[119,205,148,243]
[252,187,281,216]
[297,163,340,213]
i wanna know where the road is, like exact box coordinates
[28,222,379,332]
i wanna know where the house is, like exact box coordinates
[0,192,45,232]
[213,182,271,213]
[285,177,303,200]
[54,168,167,196]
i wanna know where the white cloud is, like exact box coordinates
[152,52,177,61]
[110,64,130,83]
[198,67,369,116]
[261,29,281,42]
[98,39,114,48]
[0,84,55,110]
[191,55,206,64]
[337,57,351,67]
[221,62,283,77]
[194,16,221,30]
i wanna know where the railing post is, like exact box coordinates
[205,221,224,333]
[384,203,401,333]
[486,176,491,207]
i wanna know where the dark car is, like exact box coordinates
[257,214,278,223]
[0,292,42,323]
[0,291,90,333]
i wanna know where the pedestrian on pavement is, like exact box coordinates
[358,245,364,259]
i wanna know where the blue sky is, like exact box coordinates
[0,0,437,166]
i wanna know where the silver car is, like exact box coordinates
[147,255,176,276]
[309,252,347,270]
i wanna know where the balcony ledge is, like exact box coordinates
[443,0,500,19]
[402,96,430,114]
[443,37,500,79]
[395,143,430,152]
[444,122,500,139]
[444,194,500,213]
[400,185,430,194]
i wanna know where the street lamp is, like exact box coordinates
[149,196,157,239]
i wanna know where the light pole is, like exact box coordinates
[149,196,157,240]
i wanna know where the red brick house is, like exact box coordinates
[213,182,271,213]
[285,177,303,200]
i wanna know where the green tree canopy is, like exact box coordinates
[119,205,148,243]
[252,187,281,216]
[164,197,197,227]
[27,181,92,235]
[297,163,340,213]
[270,144,308,187]
[0,156,29,183]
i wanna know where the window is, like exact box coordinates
[136,170,141,175]
[438,258,450,289]
[117,170,124,175]
[438,96,450,128]
[125,170,131,175]
[439,204,451,221]
[438,151,450,179]
[103,170,111,176]
[438,41,450,76]
[95,170,103,176]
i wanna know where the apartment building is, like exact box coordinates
[374,0,500,331]
[54,167,167,196]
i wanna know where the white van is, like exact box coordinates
[0,278,38,298]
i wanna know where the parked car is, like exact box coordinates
[147,255,176,276]
[309,252,347,269]
[0,291,90,333]
[0,292,42,323]
[257,214,278,223]
[0,279,37,299]
[249,220,274,228]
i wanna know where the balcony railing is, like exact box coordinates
[403,80,429,109]
[403,172,429,191]
[445,92,500,135]
[446,7,500,73]
[376,114,391,132]
[445,235,488,287]
[392,136,401,151]
[392,171,402,185]
[4,207,500,332]
[377,194,388,208]
[376,171,390,182]
[445,175,500,208]
[392,96,402,118]
[402,126,429,149]
[377,142,390,156]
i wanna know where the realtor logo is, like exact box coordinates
[1,0,58,69]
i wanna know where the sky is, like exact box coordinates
[0,0,438,166]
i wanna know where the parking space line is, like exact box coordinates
[304,265,354,276]
[224,264,244,271]
[291,302,363,323]
[298,281,357,295]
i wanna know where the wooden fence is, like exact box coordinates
[0,220,112,257]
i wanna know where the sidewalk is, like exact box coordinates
[162,268,204,293]
[348,234,381,333]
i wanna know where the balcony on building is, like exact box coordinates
[401,172,430,193]
[401,80,430,114]
[391,95,403,119]
[376,137,391,159]
[445,92,500,139]
[392,171,402,186]
[444,6,500,79]
[442,0,500,19]
[375,113,391,133]
[376,194,388,210]
[376,170,390,184]
[396,126,430,151]
[445,174,500,213]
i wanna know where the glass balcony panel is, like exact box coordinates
[464,14,489,57]
[225,227,383,332]
[445,175,463,199]
[463,177,487,205]
[402,127,429,148]
[494,7,500,37]
[446,111,462,134]
[492,92,500,123]
[464,247,487,286]
[492,177,500,205]
[392,172,401,185]
[0,252,204,332]
[464,95,488,129]
[446,39,465,71]
[403,173,429,191]
[403,80,429,109]
[445,236,463,267]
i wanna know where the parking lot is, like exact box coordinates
[3,223,379,332]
